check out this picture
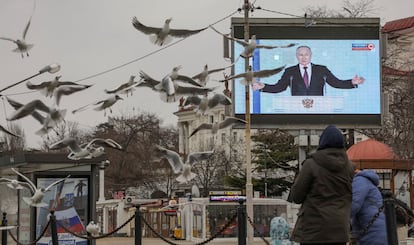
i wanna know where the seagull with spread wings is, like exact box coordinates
[0,4,35,58]
[184,93,231,115]
[6,97,54,135]
[191,64,232,87]
[11,168,69,207]
[26,76,87,97]
[49,137,123,160]
[155,145,214,183]
[72,94,123,116]
[7,99,66,134]
[0,124,20,138]
[210,26,296,62]
[189,116,246,138]
[138,71,216,103]
[132,17,206,46]
[104,75,139,97]
[0,177,30,190]
[220,65,285,85]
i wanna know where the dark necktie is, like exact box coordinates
[303,66,309,88]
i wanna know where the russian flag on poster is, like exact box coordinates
[54,207,84,233]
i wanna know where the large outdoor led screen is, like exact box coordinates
[231,18,382,128]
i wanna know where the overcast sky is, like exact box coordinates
[0,0,412,148]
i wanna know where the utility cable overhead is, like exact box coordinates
[73,10,239,84]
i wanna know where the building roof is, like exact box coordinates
[382,16,414,33]
[382,65,414,76]
[347,139,397,160]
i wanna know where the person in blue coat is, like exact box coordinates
[351,167,388,245]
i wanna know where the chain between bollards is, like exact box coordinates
[2,212,7,245]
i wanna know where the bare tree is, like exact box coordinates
[95,112,179,198]
[0,123,26,153]
[304,0,378,18]
[39,121,89,151]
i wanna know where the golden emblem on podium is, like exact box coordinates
[302,98,314,108]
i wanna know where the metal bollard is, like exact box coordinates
[2,212,7,245]
[134,205,141,245]
[49,211,59,245]
[237,200,246,245]
[383,191,398,245]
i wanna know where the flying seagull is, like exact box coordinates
[0,177,30,190]
[104,75,139,97]
[132,17,207,46]
[155,145,214,183]
[0,4,35,58]
[11,168,69,207]
[191,64,232,87]
[6,97,54,135]
[138,71,216,103]
[72,94,123,116]
[49,137,123,160]
[168,66,202,87]
[220,65,285,85]
[7,99,66,134]
[0,124,20,138]
[53,84,92,106]
[26,76,87,98]
[86,221,100,236]
[189,116,247,137]
[184,93,231,115]
[210,26,296,62]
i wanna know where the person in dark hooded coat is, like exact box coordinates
[290,125,354,245]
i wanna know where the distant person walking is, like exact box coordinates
[289,125,354,245]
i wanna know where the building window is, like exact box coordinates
[221,133,226,144]
[233,132,237,142]
[209,115,214,124]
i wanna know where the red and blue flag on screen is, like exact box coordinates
[54,207,84,233]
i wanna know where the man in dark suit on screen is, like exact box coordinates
[252,45,365,96]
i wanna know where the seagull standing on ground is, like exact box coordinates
[155,145,214,183]
[220,65,285,85]
[132,17,207,46]
[0,6,35,58]
[11,168,69,207]
[189,116,246,138]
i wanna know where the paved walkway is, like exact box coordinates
[96,236,272,245]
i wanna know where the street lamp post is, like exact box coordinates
[243,0,254,244]
[0,63,61,95]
